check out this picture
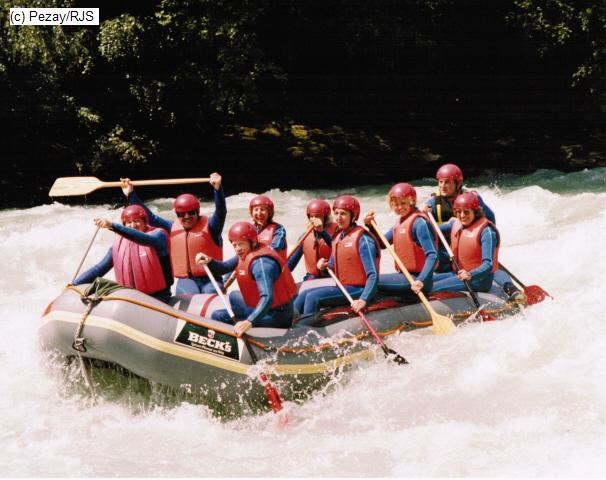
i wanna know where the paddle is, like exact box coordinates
[70,225,101,284]
[498,262,552,305]
[325,268,408,364]
[369,219,458,334]
[202,264,284,414]
[49,176,211,197]
[224,224,314,290]
[426,212,494,321]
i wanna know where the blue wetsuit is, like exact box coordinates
[287,229,334,280]
[128,187,226,294]
[206,256,293,328]
[74,223,172,303]
[372,216,438,295]
[431,221,499,293]
[295,228,379,317]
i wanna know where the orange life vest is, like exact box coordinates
[392,211,437,274]
[333,226,381,287]
[235,246,297,308]
[451,217,500,272]
[170,216,223,278]
[256,222,287,260]
[302,222,339,276]
[112,227,168,294]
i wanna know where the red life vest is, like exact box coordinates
[302,222,339,276]
[333,226,381,287]
[235,246,297,308]
[451,217,500,272]
[170,216,223,278]
[392,211,437,274]
[112,227,168,294]
[256,222,287,260]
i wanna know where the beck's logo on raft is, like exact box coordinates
[174,321,239,360]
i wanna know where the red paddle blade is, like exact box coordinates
[524,285,551,305]
[259,373,283,413]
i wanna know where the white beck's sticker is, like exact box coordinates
[174,320,240,360]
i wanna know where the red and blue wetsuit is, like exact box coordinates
[74,223,172,303]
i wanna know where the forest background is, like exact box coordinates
[1,0,604,208]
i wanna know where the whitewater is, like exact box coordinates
[1,168,605,477]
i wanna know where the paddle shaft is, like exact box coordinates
[326,268,407,363]
[70,226,101,284]
[425,213,483,309]
[224,224,314,289]
[108,178,211,188]
[498,262,525,288]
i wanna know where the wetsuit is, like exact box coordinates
[287,229,335,280]
[74,223,172,303]
[128,187,226,294]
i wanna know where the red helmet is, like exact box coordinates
[332,195,361,221]
[306,199,331,218]
[249,195,274,218]
[228,221,258,244]
[436,163,464,182]
[388,183,417,203]
[121,205,148,225]
[453,192,480,212]
[173,193,200,213]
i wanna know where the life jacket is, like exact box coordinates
[256,222,287,260]
[303,222,339,277]
[333,225,381,287]
[112,227,168,294]
[392,211,437,274]
[235,246,297,308]
[170,216,223,278]
[451,217,500,272]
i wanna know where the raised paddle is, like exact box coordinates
[202,264,285,414]
[224,224,314,290]
[498,262,552,305]
[70,225,101,284]
[369,219,458,334]
[49,176,211,197]
[425,212,494,322]
[326,268,408,364]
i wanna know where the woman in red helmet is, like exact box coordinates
[287,199,339,280]
[295,195,380,318]
[120,173,226,295]
[248,194,288,259]
[195,221,297,335]
[431,193,500,293]
[73,205,173,303]
[365,183,438,295]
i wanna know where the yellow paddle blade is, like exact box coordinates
[431,312,457,335]
[49,176,107,196]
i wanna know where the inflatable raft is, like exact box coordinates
[39,278,525,415]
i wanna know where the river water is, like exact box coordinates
[1,168,605,477]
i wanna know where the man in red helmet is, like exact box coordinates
[121,173,226,294]
[287,198,339,280]
[364,183,438,295]
[74,205,172,303]
[431,193,500,293]
[195,221,297,335]
[248,194,287,259]
[295,195,381,318]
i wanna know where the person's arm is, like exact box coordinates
[358,233,379,302]
[206,255,238,276]
[412,218,438,283]
[111,223,168,253]
[128,191,173,231]
[247,257,281,325]
[73,248,113,285]
[317,229,333,246]
[439,220,453,239]
[270,224,287,253]
[477,194,496,224]
[469,226,498,280]
[286,243,303,271]
[207,185,227,246]
[424,196,437,216]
